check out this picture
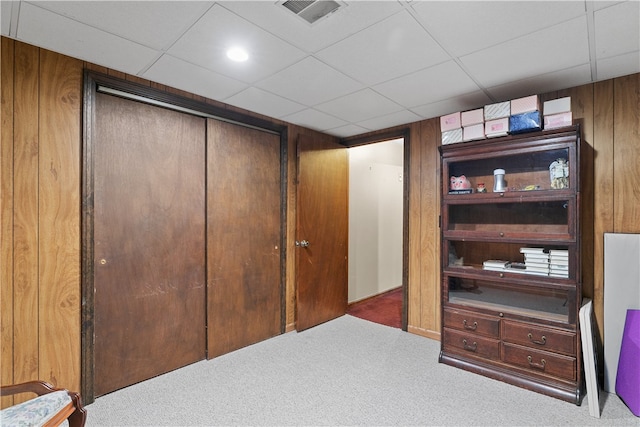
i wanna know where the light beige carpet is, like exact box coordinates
[86,315,636,426]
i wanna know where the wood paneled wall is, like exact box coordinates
[1,39,82,404]
[1,37,638,402]
[405,119,442,339]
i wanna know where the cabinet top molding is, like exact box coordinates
[439,125,580,156]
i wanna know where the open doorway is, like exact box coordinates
[346,138,404,328]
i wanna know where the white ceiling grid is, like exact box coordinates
[1,0,638,138]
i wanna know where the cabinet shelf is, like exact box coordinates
[439,126,583,404]
[443,195,576,243]
[443,231,574,242]
[444,189,575,203]
[443,266,575,289]
[447,286,569,324]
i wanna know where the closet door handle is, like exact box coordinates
[295,240,310,248]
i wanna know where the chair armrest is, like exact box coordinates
[1,380,86,427]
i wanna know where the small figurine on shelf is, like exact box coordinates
[550,158,569,189]
[449,175,473,194]
[476,183,487,193]
[450,175,471,191]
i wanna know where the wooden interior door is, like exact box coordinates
[296,134,348,331]
[207,119,282,358]
[93,94,206,396]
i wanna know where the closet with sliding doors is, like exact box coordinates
[83,72,285,401]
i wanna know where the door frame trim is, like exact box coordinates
[81,70,288,403]
[339,128,411,331]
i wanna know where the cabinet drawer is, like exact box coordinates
[502,342,576,381]
[444,308,500,338]
[443,328,501,360]
[502,320,576,356]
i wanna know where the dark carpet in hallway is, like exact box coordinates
[346,287,402,328]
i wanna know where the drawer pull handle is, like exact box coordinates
[463,320,478,330]
[528,333,547,345]
[527,355,546,370]
[462,339,477,352]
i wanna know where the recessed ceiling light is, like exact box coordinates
[227,47,249,62]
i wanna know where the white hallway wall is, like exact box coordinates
[348,139,404,303]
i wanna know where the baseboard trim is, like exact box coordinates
[348,286,402,308]
[408,325,441,341]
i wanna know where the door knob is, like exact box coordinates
[296,240,310,248]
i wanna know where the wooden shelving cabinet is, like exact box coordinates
[438,126,583,404]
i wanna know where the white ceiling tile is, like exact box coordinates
[16,2,158,75]
[461,16,590,88]
[410,91,493,120]
[374,61,483,108]
[29,1,214,50]
[167,4,306,83]
[256,57,364,106]
[220,1,403,53]
[224,87,306,119]
[325,124,371,138]
[592,1,627,11]
[282,108,348,132]
[1,1,18,37]
[412,1,586,57]
[316,10,450,85]
[143,54,247,101]
[357,109,423,131]
[315,89,404,123]
[486,64,593,101]
[595,1,640,59]
[597,51,640,81]
[5,1,639,138]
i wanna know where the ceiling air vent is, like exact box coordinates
[281,0,345,25]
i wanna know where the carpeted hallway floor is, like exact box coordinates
[347,287,402,328]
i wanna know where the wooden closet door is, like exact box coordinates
[93,93,206,396]
[207,119,282,358]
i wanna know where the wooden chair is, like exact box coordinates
[1,380,86,427]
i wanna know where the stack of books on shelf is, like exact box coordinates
[549,249,569,278]
[482,260,509,272]
[519,247,550,276]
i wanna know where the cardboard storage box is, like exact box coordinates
[440,112,461,132]
[485,117,509,137]
[544,112,572,130]
[441,128,463,145]
[510,111,541,134]
[484,101,510,120]
[511,95,540,115]
[463,123,485,141]
[543,97,571,115]
[461,108,484,126]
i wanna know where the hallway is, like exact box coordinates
[346,287,402,328]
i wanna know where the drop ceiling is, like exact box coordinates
[2,1,638,138]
